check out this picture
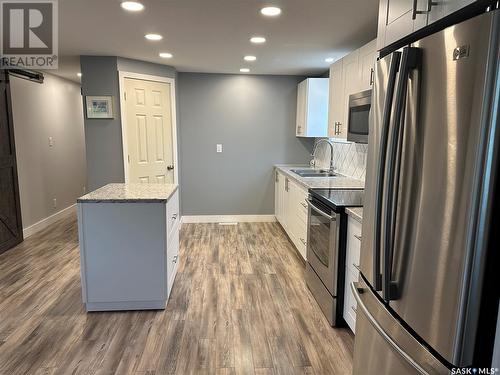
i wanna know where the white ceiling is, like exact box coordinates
[55,0,379,82]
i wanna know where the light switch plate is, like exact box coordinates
[48,136,54,147]
[216,144,223,153]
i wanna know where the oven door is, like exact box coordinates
[306,198,340,296]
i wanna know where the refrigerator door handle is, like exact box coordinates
[373,51,401,291]
[382,47,421,301]
[351,282,428,375]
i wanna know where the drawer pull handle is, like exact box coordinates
[172,213,178,220]
[354,234,362,241]
[351,305,357,314]
[300,238,307,245]
[173,255,178,263]
[353,263,360,272]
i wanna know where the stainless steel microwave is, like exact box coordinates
[347,89,371,143]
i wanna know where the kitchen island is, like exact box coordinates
[77,183,180,312]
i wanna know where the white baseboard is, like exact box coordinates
[23,204,77,238]
[182,215,277,224]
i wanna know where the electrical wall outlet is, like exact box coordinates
[216,144,223,153]
[52,198,57,208]
[48,137,54,147]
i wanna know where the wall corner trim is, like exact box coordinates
[23,204,77,238]
[181,215,277,224]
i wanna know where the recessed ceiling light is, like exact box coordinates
[260,6,281,16]
[121,1,144,11]
[240,68,250,73]
[145,33,163,41]
[159,52,173,58]
[325,57,334,63]
[250,36,266,44]
[77,73,82,77]
[244,55,257,61]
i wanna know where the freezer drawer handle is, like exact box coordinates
[350,282,428,375]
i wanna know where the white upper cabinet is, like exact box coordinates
[296,78,329,137]
[427,0,475,24]
[328,59,344,138]
[341,50,360,137]
[328,39,377,139]
[358,39,378,91]
[377,0,476,50]
[377,0,428,50]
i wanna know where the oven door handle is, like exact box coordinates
[307,199,335,221]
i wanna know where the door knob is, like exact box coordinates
[167,165,174,171]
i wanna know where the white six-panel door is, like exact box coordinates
[123,78,174,184]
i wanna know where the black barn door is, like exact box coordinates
[0,71,23,254]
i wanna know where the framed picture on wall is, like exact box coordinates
[85,96,114,119]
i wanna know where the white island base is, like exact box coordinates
[77,183,180,312]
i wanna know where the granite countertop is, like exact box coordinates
[77,183,178,203]
[274,164,365,190]
[346,207,363,223]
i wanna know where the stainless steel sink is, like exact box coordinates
[291,169,337,178]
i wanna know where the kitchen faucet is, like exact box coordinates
[311,139,335,172]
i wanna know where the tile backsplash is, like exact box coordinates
[313,139,368,181]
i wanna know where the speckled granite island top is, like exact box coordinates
[346,207,363,223]
[274,164,365,190]
[77,183,178,203]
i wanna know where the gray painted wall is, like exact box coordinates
[80,56,123,191]
[10,73,86,229]
[80,56,177,191]
[178,73,313,216]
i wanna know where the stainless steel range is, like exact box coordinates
[306,189,363,326]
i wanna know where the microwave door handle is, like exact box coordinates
[373,51,401,291]
[382,47,420,302]
[307,199,335,221]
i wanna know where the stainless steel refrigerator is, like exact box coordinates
[352,9,500,374]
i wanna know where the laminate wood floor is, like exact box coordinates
[0,215,354,375]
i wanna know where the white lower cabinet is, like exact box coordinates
[274,170,286,227]
[77,187,180,312]
[343,215,362,332]
[274,170,308,260]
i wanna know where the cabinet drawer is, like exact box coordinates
[343,267,359,332]
[289,211,307,261]
[167,223,179,297]
[297,198,308,220]
[166,189,179,241]
[346,216,362,276]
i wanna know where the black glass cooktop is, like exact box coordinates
[309,189,364,211]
